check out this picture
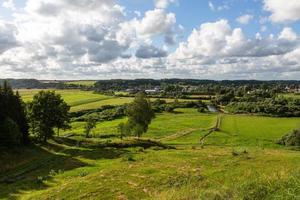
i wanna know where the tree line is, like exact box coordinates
[0,81,71,147]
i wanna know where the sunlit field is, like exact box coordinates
[1,106,299,199]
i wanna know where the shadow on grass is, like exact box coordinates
[0,139,128,200]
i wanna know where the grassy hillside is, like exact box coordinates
[1,108,299,199]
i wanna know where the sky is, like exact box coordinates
[0,0,300,80]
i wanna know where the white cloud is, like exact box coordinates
[0,0,300,80]
[264,0,300,23]
[154,0,176,9]
[236,14,253,25]
[135,44,167,58]
[169,20,300,79]
[208,1,229,12]
[278,27,297,41]
[2,0,15,10]
[0,20,18,54]
[117,8,179,46]
[208,1,215,11]
[137,9,176,40]
[173,20,299,60]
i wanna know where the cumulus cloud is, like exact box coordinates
[170,20,300,79]
[0,20,18,54]
[135,45,167,58]
[264,0,300,23]
[0,0,300,80]
[173,20,299,60]
[137,9,176,42]
[117,8,180,46]
[2,0,15,10]
[236,14,253,25]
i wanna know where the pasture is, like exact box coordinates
[18,89,135,112]
[18,89,198,112]
[1,90,300,200]
[1,107,299,199]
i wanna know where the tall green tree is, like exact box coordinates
[84,116,96,138]
[28,91,70,142]
[0,81,29,146]
[125,92,155,138]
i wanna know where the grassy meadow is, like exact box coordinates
[64,80,97,86]
[1,90,300,199]
[18,89,197,112]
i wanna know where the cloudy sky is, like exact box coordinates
[0,0,300,80]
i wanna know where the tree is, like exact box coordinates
[84,116,96,138]
[0,117,23,146]
[0,81,29,146]
[118,122,130,140]
[28,91,70,142]
[125,92,155,138]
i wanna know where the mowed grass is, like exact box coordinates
[146,108,216,139]
[18,89,111,105]
[195,114,300,147]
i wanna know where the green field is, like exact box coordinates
[2,89,300,199]
[64,80,97,86]
[1,106,300,199]
[18,89,132,112]
[18,89,199,112]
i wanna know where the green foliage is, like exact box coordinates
[0,117,23,146]
[125,92,155,137]
[84,117,96,138]
[74,105,126,122]
[277,129,300,146]
[28,91,70,142]
[0,81,29,146]
[226,97,300,117]
[118,122,131,139]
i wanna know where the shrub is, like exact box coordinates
[277,129,300,146]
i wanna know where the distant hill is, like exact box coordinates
[0,79,44,89]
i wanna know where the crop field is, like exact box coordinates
[1,106,300,199]
[64,80,97,86]
[18,89,199,112]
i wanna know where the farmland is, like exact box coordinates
[18,89,197,112]
[1,101,300,199]
[1,86,299,200]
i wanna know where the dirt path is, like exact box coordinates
[158,128,198,142]
[199,114,222,143]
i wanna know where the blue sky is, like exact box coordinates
[0,0,300,80]
[121,0,300,39]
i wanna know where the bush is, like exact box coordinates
[277,129,300,146]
